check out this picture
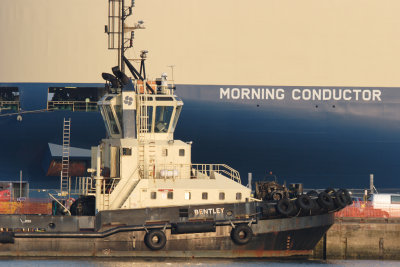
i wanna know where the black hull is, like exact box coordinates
[0,213,334,258]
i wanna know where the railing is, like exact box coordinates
[76,177,94,195]
[157,164,241,184]
[47,101,98,112]
[191,164,241,183]
[0,101,19,112]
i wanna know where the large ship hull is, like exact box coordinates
[1,83,399,189]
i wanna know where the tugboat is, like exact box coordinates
[0,0,352,258]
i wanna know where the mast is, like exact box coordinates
[106,0,135,72]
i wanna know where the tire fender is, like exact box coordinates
[230,224,253,245]
[144,230,167,250]
[317,192,335,211]
[296,194,313,212]
[341,188,353,205]
[276,198,294,216]
[334,190,347,209]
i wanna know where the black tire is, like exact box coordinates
[296,194,313,212]
[317,192,335,211]
[276,198,294,216]
[231,225,253,245]
[144,230,167,250]
[324,188,336,194]
[272,192,282,201]
[333,190,347,209]
[341,188,353,205]
[289,200,300,216]
[70,196,95,216]
[306,190,319,198]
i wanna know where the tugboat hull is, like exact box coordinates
[0,213,333,258]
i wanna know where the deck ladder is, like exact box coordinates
[60,118,71,196]
[137,93,156,179]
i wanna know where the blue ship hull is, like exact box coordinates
[0,83,399,189]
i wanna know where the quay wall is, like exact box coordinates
[313,217,400,260]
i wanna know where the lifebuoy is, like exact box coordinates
[317,192,334,211]
[296,194,313,212]
[276,198,294,216]
[144,230,167,250]
[231,224,253,245]
[341,188,352,205]
[334,190,347,209]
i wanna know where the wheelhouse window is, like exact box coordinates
[171,105,182,132]
[141,105,153,133]
[154,106,174,133]
[114,104,123,131]
[104,105,120,135]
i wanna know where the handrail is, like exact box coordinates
[157,163,241,184]
[48,101,98,112]
[192,164,241,183]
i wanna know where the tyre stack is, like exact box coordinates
[274,188,353,218]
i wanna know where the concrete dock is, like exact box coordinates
[313,217,400,260]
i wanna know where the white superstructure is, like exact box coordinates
[84,75,251,211]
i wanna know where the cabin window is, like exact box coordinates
[122,148,132,155]
[104,105,120,134]
[171,106,182,132]
[162,149,168,157]
[202,192,208,200]
[100,108,111,135]
[156,96,174,101]
[114,104,123,129]
[150,192,157,199]
[0,87,20,113]
[185,192,191,200]
[167,191,173,199]
[236,192,242,200]
[179,149,185,157]
[155,106,174,133]
[219,192,225,200]
[391,195,400,204]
